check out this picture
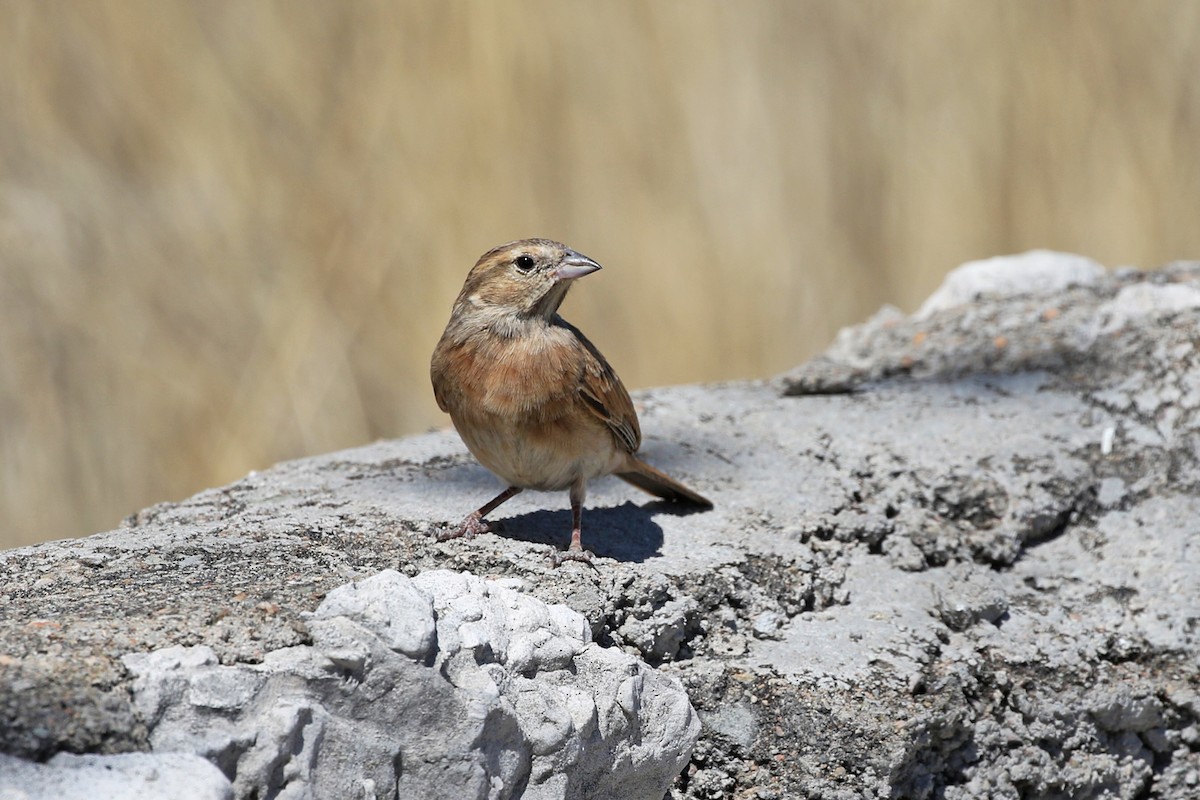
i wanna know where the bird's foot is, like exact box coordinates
[549,544,598,570]
[437,511,491,542]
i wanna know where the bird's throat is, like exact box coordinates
[529,282,571,320]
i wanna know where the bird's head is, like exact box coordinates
[455,238,602,321]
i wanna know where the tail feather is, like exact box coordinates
[616,457,713,509]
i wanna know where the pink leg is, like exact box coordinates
[551,481,595,567]
[438,486,522,542]
[569,491,584,552]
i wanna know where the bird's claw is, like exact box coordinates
[436,512,491,542]
[549,545,598,570]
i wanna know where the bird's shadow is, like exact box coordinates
[490,500,704,563]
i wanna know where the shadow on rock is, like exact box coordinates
[491,500,704,563]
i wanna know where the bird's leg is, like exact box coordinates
[438,486,522,542]
[569,493,585,551]
[551,481,596,567]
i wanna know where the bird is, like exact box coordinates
[430,238,712,564]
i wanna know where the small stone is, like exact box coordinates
[752,611,784,640]
[76,551,110,567]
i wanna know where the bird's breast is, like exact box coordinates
[435,325,579,417]
[432,327,622,490]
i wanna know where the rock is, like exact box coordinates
[2,256,1200,798]
[916,250,1105,318]
[0,751,233,800]
[1098,280,1200,333]
[310,569,435,659]
[113,569,698,800]
[931,569,1009,632]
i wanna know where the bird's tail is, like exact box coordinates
[616,457,713,509]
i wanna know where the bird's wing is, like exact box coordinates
[560,319,641,454]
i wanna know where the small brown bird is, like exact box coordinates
[430,239,712,563]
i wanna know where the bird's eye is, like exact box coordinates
[514,255,536,272]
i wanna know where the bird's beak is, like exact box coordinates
[555,252,602,282]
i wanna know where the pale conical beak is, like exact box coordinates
[555,251,602,282]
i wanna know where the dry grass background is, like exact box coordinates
[2,1,1199,548]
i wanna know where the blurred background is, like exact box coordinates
[2,1,1199,548]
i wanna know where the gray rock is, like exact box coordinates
[916,249,1105,317]
[1098,281,1200,333]
[932,569,1009,632]
[2,255,1200,798]
[114,569,698,800]
[0,752,232,800]
[311,569,435,659]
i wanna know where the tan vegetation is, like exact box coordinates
[2,1,1198,547]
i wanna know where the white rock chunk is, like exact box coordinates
[917,250,1105,318]
[1098,282,1200,333]
[114,569,698,800]
[0,752,233,800]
